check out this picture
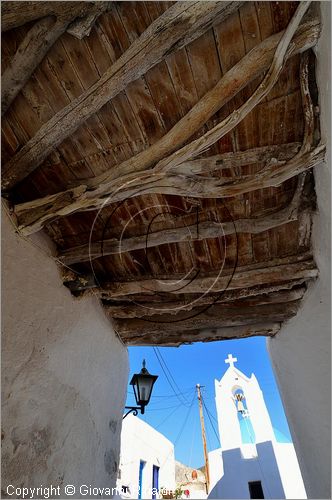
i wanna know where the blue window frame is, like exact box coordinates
[138,460,146,499]
[152,465,160,499]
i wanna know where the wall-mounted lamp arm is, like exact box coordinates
[123,406,141,419]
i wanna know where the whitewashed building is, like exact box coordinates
[208,355,307,499]
[117,415,176,499]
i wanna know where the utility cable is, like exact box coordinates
[202,397,220,447]
[154,347,190,405]
[160,391,196,468]
[155,403,183,430]
[146,403,185,412]
[153,347,190,407]
[188,407,197,468]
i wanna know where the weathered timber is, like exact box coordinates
[112,300,300,336]
[1,1,93,31]
[299,51,315,152]
[101,261,317,298]
[173,142,301,175]
[14,143,324,235]
[154,1,312,172]
[11,11,323,235]
[122,323,282,346]
[2,1,243,190]
[5,15,319,191]
[63,273,97,295]
[63,254,317,294]
[99,279,309,302]
[58,209,302,265]
[104,286,306,319]
[1,2,109,114]
[66,2,108,39]
[57,159,306,266]
[89,17,319,187]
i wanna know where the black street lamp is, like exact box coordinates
[123,360,158,419]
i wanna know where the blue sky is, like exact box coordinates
[125,336,292,469]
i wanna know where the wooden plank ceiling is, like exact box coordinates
[1,1,325,346]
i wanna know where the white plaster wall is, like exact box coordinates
[267,4,331,497]
[274,443,307,499]
[118,415,175,499]
[209,442,306,500]
[208,442,285,499]
[2,209,129,498]
[208,448,224,494]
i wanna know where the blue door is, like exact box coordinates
[152,465,159,499]
[138,460,145,499]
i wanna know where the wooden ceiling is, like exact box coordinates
[1,1,325,346]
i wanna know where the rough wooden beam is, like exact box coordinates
[104,286,306,319]
[57,157,306,266]
[2,16,58,114]
[0,1,104,32]
[154,1,312,173]
[101,260,318,298]
[10,12,323,235]
[66,2,108,39]
[122,323,282,346]
[99,278,309,302]
[89,16,319,188]
[63,254,317,294]
[2,1,243,190]
[174,142,301,175]
[1,2,109,114]
[14,142,324,235]
[58,209,299,265]
[112,301,300,337]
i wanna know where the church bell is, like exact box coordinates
[237,400,245,413]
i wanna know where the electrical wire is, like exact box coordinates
[145,403,185,412]
[154,347,190,405]
[126,388,194,399]
[202,397,220,447]
[188,406,198,468]
[160,391,196,468]
[151,388,194,398]
[155,403,184,430]
[153,347,190,407]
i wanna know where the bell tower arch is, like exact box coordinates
[215,354,275,451]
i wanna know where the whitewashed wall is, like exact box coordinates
[118,415,175,498]
[209,442,285,499]
[267,3,331,497]
[2,209,129,498]
[274,443,307,499]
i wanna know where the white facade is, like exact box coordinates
[2,208,129,495]
[208,355,306,499]
[118,415,176,499]
[267,3,331,498]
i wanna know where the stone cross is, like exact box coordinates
[225,354,237,368]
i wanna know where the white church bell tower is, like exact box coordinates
[208,354,307,499]
[215,354,275,451]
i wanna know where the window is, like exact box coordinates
[248,481,264,499]
[138,460,146,500]
[152,465,160,499]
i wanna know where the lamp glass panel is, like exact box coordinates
[137,376,154,404]
[132,380,139,405]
